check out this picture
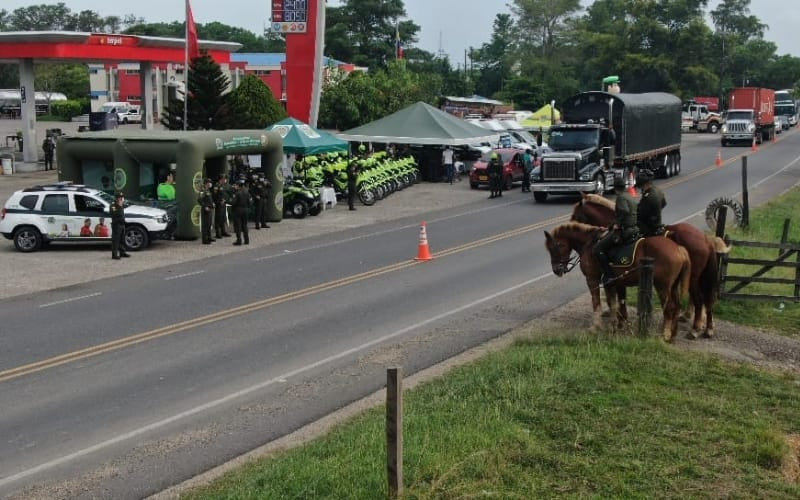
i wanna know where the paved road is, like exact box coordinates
[1,128,799,498]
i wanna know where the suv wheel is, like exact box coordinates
[13,226,42,252]
[124,225,149,251]
[533,192,548,203]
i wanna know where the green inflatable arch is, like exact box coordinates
[56,130,284,240]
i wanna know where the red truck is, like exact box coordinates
[692,96,720,112]
[721,87,776,146]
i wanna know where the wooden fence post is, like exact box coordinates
[638,257,654,336]
[741,156,749,228]
[386,367,403,499]
[779,219,791,258]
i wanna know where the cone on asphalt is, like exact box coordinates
[751,136,759,152]
[627,171,638,198]
[415,221,433,261]
[715,149,723,167]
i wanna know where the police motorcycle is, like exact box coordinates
[283,179,322,218]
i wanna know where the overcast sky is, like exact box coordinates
[4,1,799,63]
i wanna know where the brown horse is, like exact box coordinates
[571,193,731,338]
[544,222,691,342]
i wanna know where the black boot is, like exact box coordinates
[598,255,615,287]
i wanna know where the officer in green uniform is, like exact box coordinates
[212,175,232,239]
[487,152,503,199]
[593,175,640,286]
[635,168,667,236]
[110,191,130,260]
[198,178,215,244]
[230,179,251,245]
[250,174,271,229]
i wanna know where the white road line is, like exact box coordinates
[38,293,102,309]
[163,270,206,281]
[0,271,553,488]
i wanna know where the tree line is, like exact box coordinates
[2,1,799,131]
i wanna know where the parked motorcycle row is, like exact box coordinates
[291,151,420,208]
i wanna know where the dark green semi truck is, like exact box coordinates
[532,91,682,202]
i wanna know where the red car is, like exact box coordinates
[469,148,525,190]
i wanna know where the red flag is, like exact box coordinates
[395,24,403,60]
[186,1,199,60]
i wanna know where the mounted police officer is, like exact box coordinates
[212,175,232,239]
[230,179,251,245]
[487,151,503,199]
[110,191,130,260]
[593,175,640,286]
[198,178,215,244]
[636,168,667,236]
[250,173,271,229]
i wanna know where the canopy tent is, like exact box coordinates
[521,103,561,130]
[337,102,498,146]
[267,117,349,154]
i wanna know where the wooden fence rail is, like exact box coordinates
[719,237,800,302]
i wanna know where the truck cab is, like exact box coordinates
[721,109,756,146]
[682,103,721,133]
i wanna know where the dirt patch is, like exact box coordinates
[783,435,800,484]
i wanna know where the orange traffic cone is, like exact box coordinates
[715,149,723,167]
[627,171,638,198]
[415,221,433,261]
[751,137,759,152]
[772,131,777,143]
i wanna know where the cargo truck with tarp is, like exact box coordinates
[531,91,682,202]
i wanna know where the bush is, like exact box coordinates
[50,100,84,120]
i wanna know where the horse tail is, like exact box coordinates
[678,246,692,302]
[710,235,732,254]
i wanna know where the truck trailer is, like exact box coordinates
[531,91,682,202]
[721,87,775,146]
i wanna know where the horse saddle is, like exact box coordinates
[608,238,645,267]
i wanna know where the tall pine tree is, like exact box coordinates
[227,75,287,129]
[161,50,232,130]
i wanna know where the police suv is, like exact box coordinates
[0,183,174,252]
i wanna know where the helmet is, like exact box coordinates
[491,152,500,160]
[635,169,654,187]
[115,191,124,198]
[204,178,213,184]
[358,144,366,153]
[613,175,626,190]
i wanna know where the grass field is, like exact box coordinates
[182,187,800,499]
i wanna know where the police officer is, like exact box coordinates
[230,179,251,245]
[521,149,533,192]
[42,136,55,171]
[348,146,365,211]
[250,174,271,229]
[636,168,667,236]
[488,152,503,199]
[198,178,215,244]
[212,175,232,239]
[110,191,130,260]
[593,175,640,286]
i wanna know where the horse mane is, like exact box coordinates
[583,193,615,211]
[553,221,599,238]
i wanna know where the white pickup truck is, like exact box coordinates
[118,106,141,124]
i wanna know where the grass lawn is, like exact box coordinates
[183,335,800,499]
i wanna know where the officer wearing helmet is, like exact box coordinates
[197,178,215,244]
[110,191,130,260]
[250,173,271,229]
[487,151,503,199]
[635,168,667,236]
[593,175,640,286]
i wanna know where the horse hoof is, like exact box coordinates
[701,329,714,339]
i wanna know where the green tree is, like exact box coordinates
[35,63,89,100]
[511,0,582,60]
[324,0,420,69]
[161,51,231,130]
[471,13,517,98]
[227,75,286,129]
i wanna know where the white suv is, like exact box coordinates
[0,183,174,252]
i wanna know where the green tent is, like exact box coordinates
[520,103,561,130]
[267,117,349,154]
[337,102,498,145]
